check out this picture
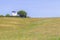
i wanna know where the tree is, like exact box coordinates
[5,14,10,17]
[17,10,27,18]
[0,15,4,17]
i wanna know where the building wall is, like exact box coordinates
[12,11,17,16]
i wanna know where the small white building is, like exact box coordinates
[12,11,17,16]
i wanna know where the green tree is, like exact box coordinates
[0,15,4,17]
[17,10,27,18]
[5,14,10,17]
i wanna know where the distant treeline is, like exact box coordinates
[0,15,30,18]
[0,10,30,18]
[0,16,19,17]
[0,15,20,18]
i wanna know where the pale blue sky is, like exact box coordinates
[0,0,60,17]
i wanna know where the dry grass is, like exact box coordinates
[0,17,60,40]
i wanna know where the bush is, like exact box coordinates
[0,15,4,17]
[5,14,10,17]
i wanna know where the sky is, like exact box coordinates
[0,0,60,18]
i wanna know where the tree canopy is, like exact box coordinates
[17,10,27,18]
[5,14,10,17]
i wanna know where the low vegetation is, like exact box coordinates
[0,17,60,40]
[0,10,28,18]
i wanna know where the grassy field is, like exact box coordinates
[0,17,60,40]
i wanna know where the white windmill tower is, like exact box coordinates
[12,11,17,16]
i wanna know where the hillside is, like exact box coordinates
[0,17,60,40]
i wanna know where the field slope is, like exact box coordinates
[0,17,60,40]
